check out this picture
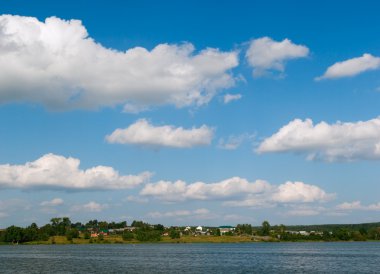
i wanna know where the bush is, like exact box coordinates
[66,228,79,241]
[135,230,161,242]
[83,231,91,240]
[98,233,104,241]
[122,231,134,241]
[169,230,181,239]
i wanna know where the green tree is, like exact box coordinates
[261,221,270,236]
[3,226,24,243]
[169,229,181,239]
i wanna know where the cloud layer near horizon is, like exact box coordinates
[140,176,334,206]
[0,15,238,111]
[106,119,214,148]
[257,117,380,161]
[0,153,151,190]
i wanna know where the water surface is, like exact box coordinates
[0,242,379,273]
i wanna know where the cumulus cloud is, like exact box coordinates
[316,54,380,80]
[140,177,271,202]
[0,153,152,190]
[257,117,380,161]
[0,15,238,111]
[223,93,242,104]
[246,37,309,77]
[140,176,333,207]
[40,198,64,207]
[106,119,214,148]
[336,201,380,211]
[272,181,334,203]
[71,201,108,212]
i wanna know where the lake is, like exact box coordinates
[0,242,379,273]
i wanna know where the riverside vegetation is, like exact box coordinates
[1,218,380,245]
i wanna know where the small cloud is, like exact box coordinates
[223,93,242,104]
[40,198,64,207]
[316,53,380,80]
[71,201,109,212]
[106,119,214,149]
[246,37,309,77]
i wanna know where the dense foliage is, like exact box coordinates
[1,218,380,244]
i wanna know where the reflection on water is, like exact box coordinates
[0,242,380,273]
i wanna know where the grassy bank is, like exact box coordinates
[0,235,258,245]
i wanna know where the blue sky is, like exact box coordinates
[1,0,380,227]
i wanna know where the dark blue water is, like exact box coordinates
[0,242,379,273]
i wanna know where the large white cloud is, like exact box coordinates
[316,54,380,80]
[106,119,214,148]
[257,117,380,161]
[0,15,238,110]
[140,176,333,206]
[0,153,151,190]
[246,37,309,77]
[140,177,271,201]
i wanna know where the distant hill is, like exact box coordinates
[253,222,380,232]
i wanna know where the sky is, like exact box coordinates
[1,0,380,227]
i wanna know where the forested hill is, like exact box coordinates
[263,222,380,232]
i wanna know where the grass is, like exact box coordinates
[18,234,258,245]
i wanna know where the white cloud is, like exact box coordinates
[0,212,8,218]
[223,93,242,104]
[40,198,64,207]
[140,176,333,207]
[106,119,214,148]
[272,181,334,203]
[257,117,380,161]
[0,153,152,190]
[71,201,108,212]
[336,201,380,211]
[218,133,254,150]
[246,37,309,77]
[0,15,238,111]
[140,177,271,202]
[316,54,380,80]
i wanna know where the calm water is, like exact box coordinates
[0,242,379,273]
